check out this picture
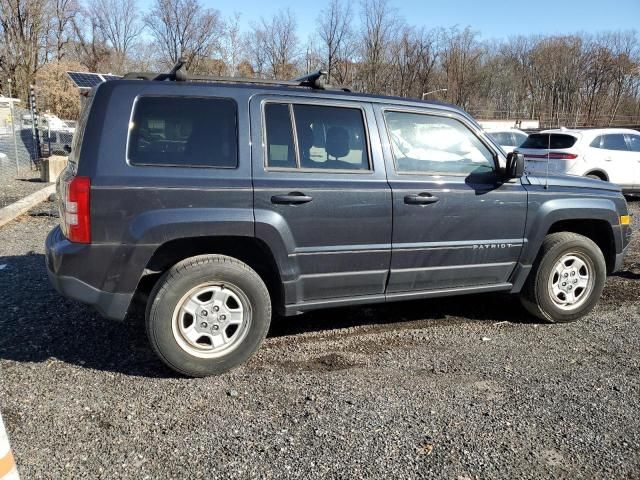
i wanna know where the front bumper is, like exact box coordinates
[45,226,134,320]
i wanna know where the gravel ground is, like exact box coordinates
[0,172,50,208]
[0,200,638,479]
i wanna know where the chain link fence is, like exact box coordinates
[0,97,74,208]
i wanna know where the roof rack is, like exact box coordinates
[122,58,350,92]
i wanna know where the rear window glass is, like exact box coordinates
[520,133,577,149]
[128,96,237,168]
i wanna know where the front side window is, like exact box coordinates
[385,111,495,175]
[264,102,370,171]
[128,96,238,168]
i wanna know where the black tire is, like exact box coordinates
[519,232,606,323]
[146,254,271,377]
[586,174,605,181]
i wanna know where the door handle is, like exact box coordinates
[604,157,612,162]
[404,193,439,205]
[271,192,313,205]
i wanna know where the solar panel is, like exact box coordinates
[66,71,122,88]
[67,71,104,87]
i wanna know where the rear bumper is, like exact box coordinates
[45,226,134,320]
[46,269,133,320]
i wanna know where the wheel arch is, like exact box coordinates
[546,219,616,273]
[584,169,609,181]
[133,236,285,316]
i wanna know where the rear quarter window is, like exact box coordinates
[128,96,238,168]
[520,133,577,149]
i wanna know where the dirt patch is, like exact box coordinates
[280,353,364,373]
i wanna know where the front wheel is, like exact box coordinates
[520,232,606,323]
[146,255,271,377]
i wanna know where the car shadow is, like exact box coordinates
[0,252,542,378]
[268,293,536,338]
[0,253,173,379]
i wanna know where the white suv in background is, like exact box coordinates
[486,128,529,154]
[517,128,640,193]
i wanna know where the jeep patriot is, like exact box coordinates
[46,66,632,377]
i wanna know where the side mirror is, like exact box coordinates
[505,152,525,179]
[63,145,71,154]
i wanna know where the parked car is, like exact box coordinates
[486,128,529,154]
[42,129,73,156]
[517,128,640,193]
[45,64,632,377]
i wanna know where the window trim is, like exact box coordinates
[126,94,240,169]
[381,107,500,177]
[261,99,374,174]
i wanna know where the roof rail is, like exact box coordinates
[122,59,350,91]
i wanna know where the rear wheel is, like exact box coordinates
[146,254,271,377]
[520,232,606,323]
[586,173,606,181]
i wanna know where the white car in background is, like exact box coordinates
[517,128,640,193]
[486,128,529,153]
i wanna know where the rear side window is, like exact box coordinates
[520,133,577,149]
[293,105,369,170]
[264,102,370,171]
[128,96,238,168]
[264,103,296,168]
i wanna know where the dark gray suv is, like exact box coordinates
[46,67,632,377]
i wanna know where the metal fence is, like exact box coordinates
[0,105,38,180]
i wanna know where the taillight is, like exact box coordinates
[525,152,578,160]
[63,176,91,243]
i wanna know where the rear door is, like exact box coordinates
[250,96,392,306]
[376,106,527,293]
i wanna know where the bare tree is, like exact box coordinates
[0,0,48,99]
[70,12,112,72]
[144,0,223,72]
[440,26,485,109]
[359,0,400,93]
[221,12,244,76]
[316,0,352,83]
[248,9,299,79]
[89,0,143,70]
[49,0,80,61]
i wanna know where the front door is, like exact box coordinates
[376,107,528,293]
[250,96,392,307]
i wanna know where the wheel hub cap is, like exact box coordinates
[172,283,251,358]
[548,253,593,311]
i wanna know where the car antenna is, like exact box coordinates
[545,131,550,190]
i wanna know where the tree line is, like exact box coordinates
[1,0,639,126]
